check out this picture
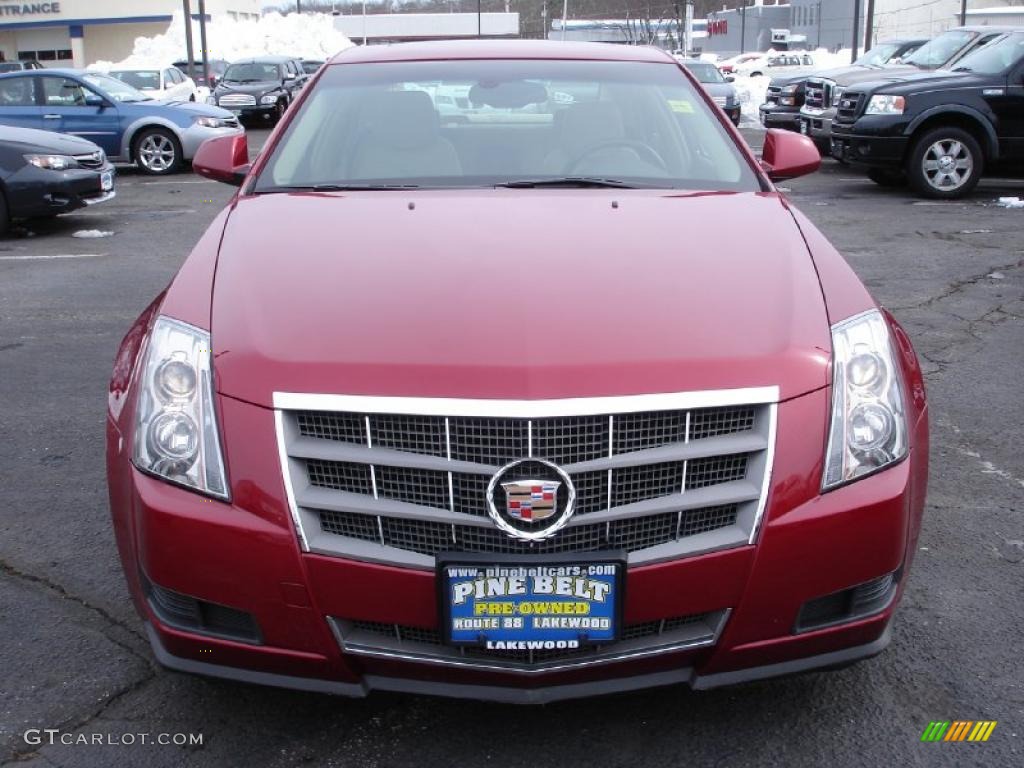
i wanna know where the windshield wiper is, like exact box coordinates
[951,66,973,72]
[256,183,421,194]
[495,177,639,189]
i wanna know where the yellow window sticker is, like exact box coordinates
[668,99,694,114]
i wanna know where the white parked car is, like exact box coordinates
[107,66,198,102]
[735,52,817,78]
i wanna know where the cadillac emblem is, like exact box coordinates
[486,459,576,542]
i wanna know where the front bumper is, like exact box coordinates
[829,118,911,168]
[6,162,116,219]
[107,387,927,702]
[798,108,834,143]
[758,105,801,130]
[179,123,245,161]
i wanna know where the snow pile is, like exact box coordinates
[90,11,352,70]
[731,48,854,125]
[996,197,1024,209]
[72,230,114,238]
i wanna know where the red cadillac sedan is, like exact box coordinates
[106,40,928,703]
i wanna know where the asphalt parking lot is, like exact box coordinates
[1,125,1022,768]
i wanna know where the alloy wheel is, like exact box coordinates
[922,139,973,192]
[138,134,177,173]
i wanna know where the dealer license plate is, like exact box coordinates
[439,555,624,651]
[800,119,809,135]
[100,171,113,191]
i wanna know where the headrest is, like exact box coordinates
[361,90,440,150]
[558,101,625,147]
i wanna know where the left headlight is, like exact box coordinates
[822,309,908,490]
[132,316,229,500]
[25,154,78,171]
[194,115,227,128]
[259,93,279,105]
[864,94,905,115]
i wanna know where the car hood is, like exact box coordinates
[700,82,737,98]
[847,69,981,96]
[0,125,101,153]
[215,80,279,95]
[121,98,234,119]
[210,191,833,407]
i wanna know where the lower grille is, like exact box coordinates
[331,610,729,671]
[319,504,738,558]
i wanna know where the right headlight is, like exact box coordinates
[132,316,229,500]
[822,310,908,490]
[864,94,905,115]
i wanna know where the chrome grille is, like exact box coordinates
[277,390,777,568]
[73,151,105,170]
[804,78,833,110]
[218,93,256,106]
[331,610,729,672]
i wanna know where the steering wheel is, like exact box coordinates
[566,139,668,175]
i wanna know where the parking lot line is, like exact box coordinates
[0,253,106,261]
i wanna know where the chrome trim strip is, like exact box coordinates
[273,387,780,418]
[748,402,778,544]
[328,609,730,676]
[274,409,308,551]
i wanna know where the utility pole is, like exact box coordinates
[739,2,746,55]
[362,0,367,46]
[959,0,967,25]
[182,0,195,81]
[561,0,568,40]
[542,0,547,40]
[478,0,482,38]
[864,0,875,52]
[296,1,302,13]
[851,0,862,63]
[684,0,694,54]
[198,0,209,89]
[816,0,822,49]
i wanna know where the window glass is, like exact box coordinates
[110,70,161,91]
[257,59,758,193]
[903,30,977,68]
[0,76,35,105]
[41,76,87,106]
[946,32,1024,75]
[223,62,281,82]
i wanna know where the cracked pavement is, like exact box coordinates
[0,128,1021,767]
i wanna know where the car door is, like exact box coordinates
[991,56,1024,160]
[39,75,121,157]
[0,74,42,128]
[163,68,182,101]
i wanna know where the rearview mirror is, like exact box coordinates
[725,75,736,83]
[469,80,548,109]
[193,133,250,186]
[759,128,821,182]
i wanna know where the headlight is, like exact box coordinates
[823,310,908,490]
[133,316,229,500]
[194,116,225,128]
[831,87,845,107]
[259,93,279,105]
[864,94,905,115]
[781,84,799,95]
[25,154,78,171]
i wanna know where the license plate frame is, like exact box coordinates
[437,552,626,650]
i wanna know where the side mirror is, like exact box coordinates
[84,92,109,108]
[759,128,821,182]
[193,133,250,186]
[725,75,736,83]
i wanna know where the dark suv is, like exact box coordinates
[830,30,1024,198]
[208,56,307,124]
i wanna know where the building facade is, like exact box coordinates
[704,2,792,55]
[0,1,261,68]
[333,12,518,44]
[788,0,962,51]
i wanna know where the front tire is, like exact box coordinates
[906,127,982,199]
[133,127,182,176]
[0,190,9,236]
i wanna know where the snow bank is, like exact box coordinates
[90,11,353,70]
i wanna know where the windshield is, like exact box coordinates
[256,60,756,193]
[903,30,976,68]
[683,61,726,84]
[0,62,24,73]
[946,32,1024,74]
[110,70,161,90]
[302,61,323,74]
[853,43,901,67]
[82,72,151,102]
[223,62,280,83]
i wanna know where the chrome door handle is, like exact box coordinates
[43,114,61,119]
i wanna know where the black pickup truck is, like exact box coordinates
[831,29,1024,198]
